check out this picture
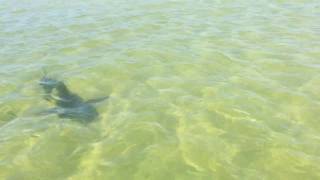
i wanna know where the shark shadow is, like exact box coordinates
[39,76,108,123]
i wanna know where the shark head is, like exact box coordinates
[39,77,60,93]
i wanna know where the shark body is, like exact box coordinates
[39,76,107,123]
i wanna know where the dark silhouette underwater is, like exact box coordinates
[39,75,108,123]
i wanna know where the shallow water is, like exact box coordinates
[1,0,320,179]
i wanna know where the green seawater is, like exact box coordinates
[1,0,320,179]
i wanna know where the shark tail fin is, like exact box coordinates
[86,96,109,104]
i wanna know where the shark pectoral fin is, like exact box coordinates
[86,96,109,104]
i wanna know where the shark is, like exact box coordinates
[39,75,108,123]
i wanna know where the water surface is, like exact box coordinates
[1,0,320,179]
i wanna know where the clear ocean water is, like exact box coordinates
[1,0,320,179]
